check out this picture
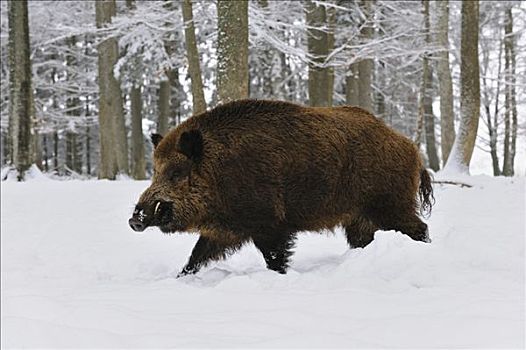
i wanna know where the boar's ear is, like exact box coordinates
[151,133,163,149]
[178,130,203,162]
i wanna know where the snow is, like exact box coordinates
[1,176,524,348]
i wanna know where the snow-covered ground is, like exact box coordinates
[1,175,524,348]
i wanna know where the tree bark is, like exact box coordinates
[435,0,455,165]
[182,0,206,114]
[422,0,439,171]
[96,0,128,179]
[157,80,170,135]
[357,0,373,112]
[256,0,274,99]
[502,7,517,176]
[85,95,92,176]
[482,38,502,176]
[444,0,480,174]
[326,5,336,106]
[65,36,82,174]
[306,0,330,107]
[217,0,249,103]
[130,85,146,180]
[346,63,360,105]
[8,0,34,180]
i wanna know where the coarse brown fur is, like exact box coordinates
[129,99,434,276]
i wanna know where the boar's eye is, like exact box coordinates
[167,164,189,181]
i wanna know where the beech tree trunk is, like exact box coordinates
[257,0,275,99]
[130,85,146,180]
[435,0,455,165]
[444,0,480,173]
[157,80,170,135]
[357,0,373,112]
[422,0,439,171]
[326,5,335,106]
[217,0,249,103]
[96,0,128,179]
[8,0,34,181]
[346,63,360,105]
[65,36,82,174]
[182,0,206,114]
[482,38,502,176]
[306,0,330,107]
[502,7,517,176]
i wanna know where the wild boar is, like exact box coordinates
[129,99,433,276]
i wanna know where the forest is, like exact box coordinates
[2,2,525,348]
[1,0,524,181]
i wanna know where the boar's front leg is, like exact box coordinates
[252,231,296,274]
[177,235,246,277]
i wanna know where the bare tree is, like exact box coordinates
[444,0,480,173]
[126,0,146,180]
[96,0,128,179]
[305,0,330,107]
[357,0,373,112]
[65,36,82,174]
[217,0,249,103]
[8,0,34,180]
[435,0,455,165]
[182,0,206,114]
[481,33,502,176]
[421,0,439,171]
[502,7,517,176]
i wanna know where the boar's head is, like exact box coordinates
[129,129,209,234]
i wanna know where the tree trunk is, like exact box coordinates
[444,0,480,174]
[217,0,249,103]
[182,0,206,114]
[8,0,34,181]
[326,5,335,106]
[435,0,455,165]
[65,36,82,174]
[482,38,502,176]
[256,0,274,99]
[357,0,373,112]
[346,63,360,105]
[96,0,128,179]
[421,0,439,171]
[157,80,170,135]
[130,85,146,180]
[53,131,58,172]
[509,9,517,177]
[42,133,49,172]
[305,0,330,107]
[502,7,517,176]
[85,96,92,176]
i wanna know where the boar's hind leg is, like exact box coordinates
[344,216,377,249]
[369,209,430,243]
[178,235,245,277]
[252,232,296,274]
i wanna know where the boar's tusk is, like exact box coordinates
[154,201,161,216]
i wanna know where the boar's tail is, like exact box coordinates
[418,168,434,218]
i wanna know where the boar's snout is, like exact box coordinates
[129,216,146,232]
[129,200,173,232]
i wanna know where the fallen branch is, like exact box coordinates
[432,180,473,188]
